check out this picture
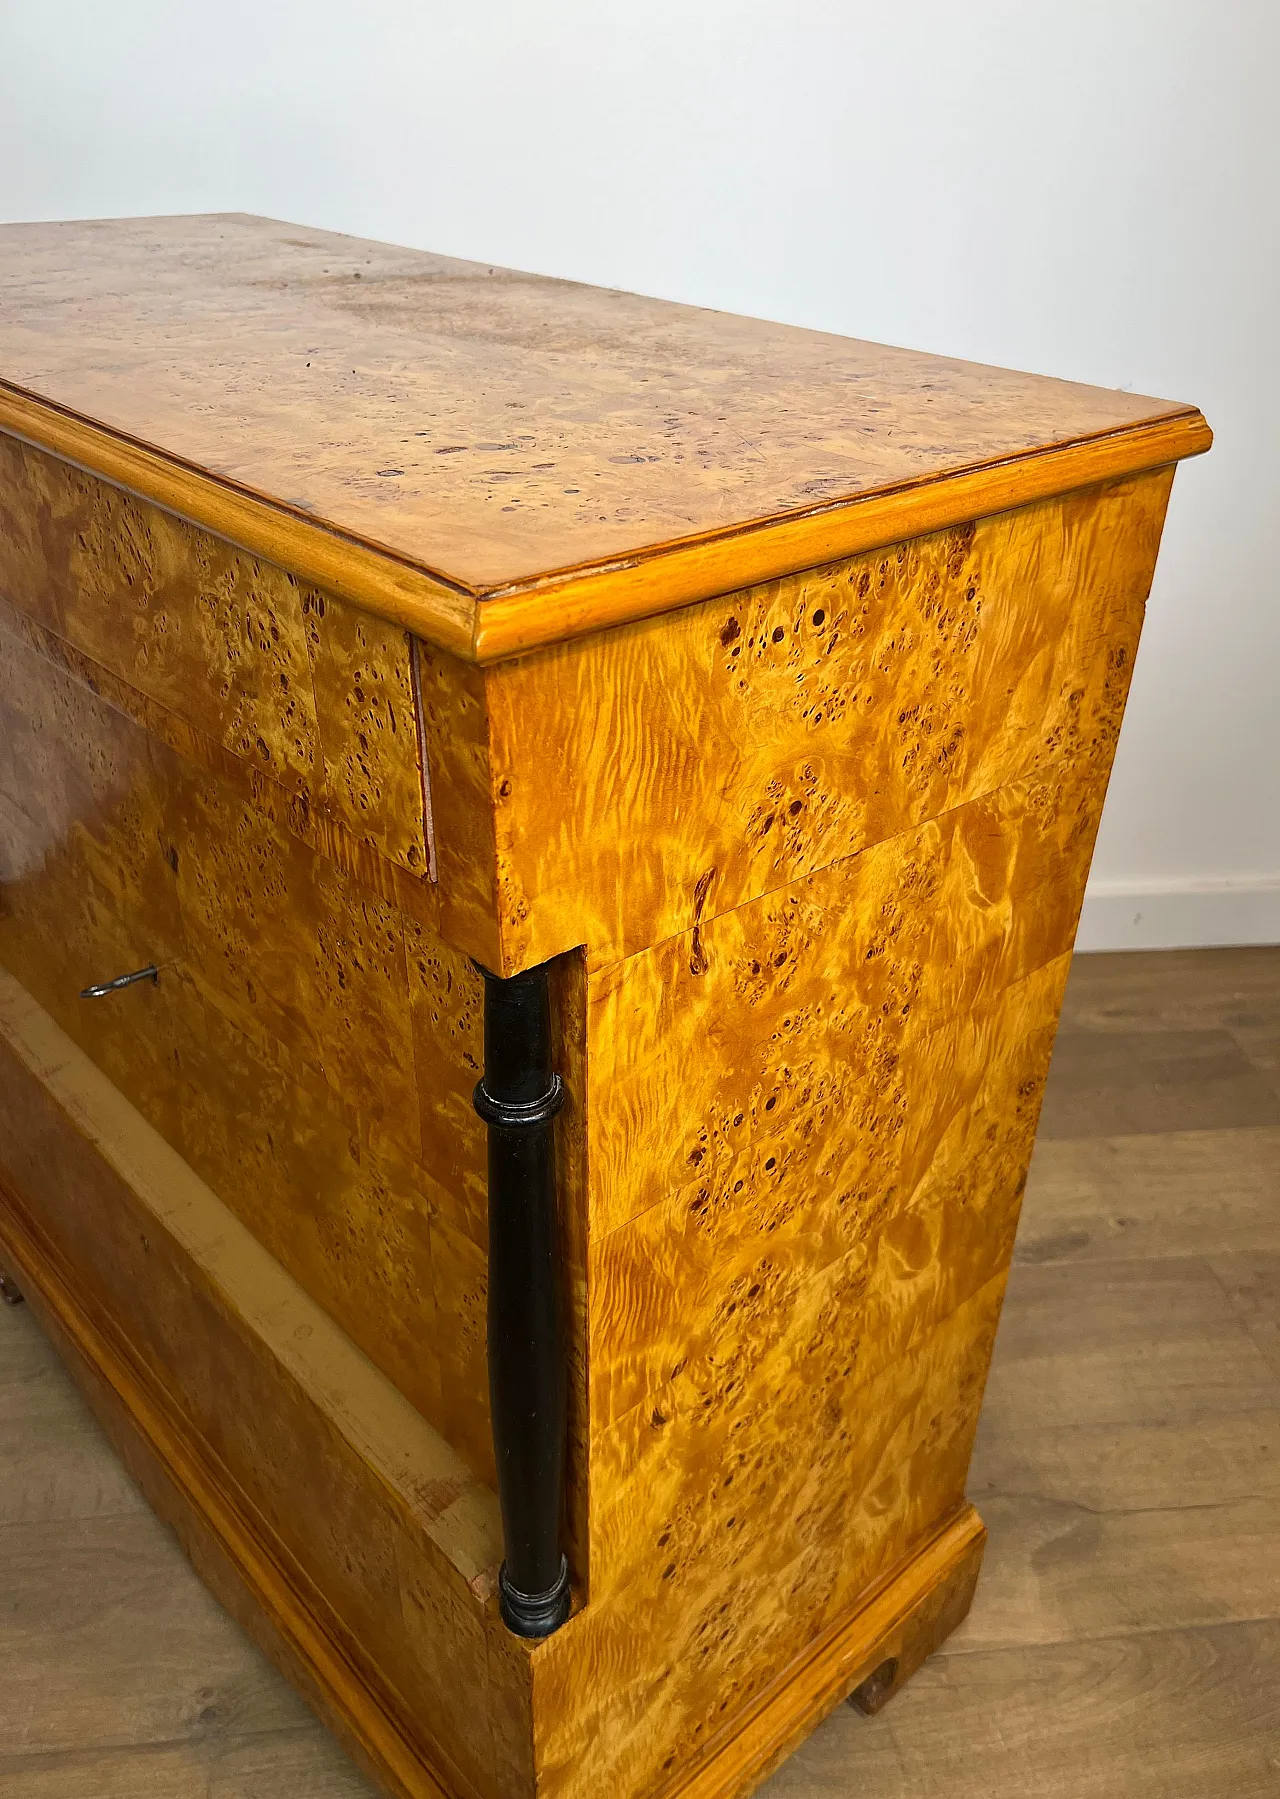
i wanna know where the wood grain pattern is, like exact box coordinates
[1014,1126,1280,1266]
[5,950,1277,1799]
[769,1622,1280,1799]
[0,1510,314,1757]
[0,447,1180,983]
[0,1735,378,1799]
[0,593,438,932]
[466,416,1204,664]
[1037,1027,1280,1139]
[0,1401,146,1529]
[509,761,1109,1794]
[0,615,495,1481]
[1210,1252,1280,1384]
[589,953,1069,1450]
[1057,943,1280,1041]
[969,1488,1280,1652]
[0,430,319,789]
[0,435,431,880]
[413,641,501,967]
[550,936,1067,1794]
[969,1252,1280,1653]
[981,1256,1280,1434]
[0,975,1004,1799]
[656,1507,986,1799]
[0,218,1217,1797]
[0,215,1208,656]
[538,1289,1004,1797]
[481,472,1168,970]
[0,974,517,1799]
[304,589,432,878]
[585,771,1101,1241]
[536,533,1144,1789]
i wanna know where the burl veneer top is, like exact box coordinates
[0,213,1210,661]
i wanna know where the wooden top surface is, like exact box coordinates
[0,214,1210,661]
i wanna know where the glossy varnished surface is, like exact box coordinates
[1,449,1181,1793]
[0,215,1208,656]
[0,440,1173,979]
[483,472,1170,970]
[4,947,1276,1798]
[0,975,514,1799]
[0,259,1216,1796]
[0,435,432,883]
[0,608,497,1484]
[554,926,1079,1789]
[515,468,1164,1789]
[0,428,1171,987]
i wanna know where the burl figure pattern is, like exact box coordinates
[0,210,1205,1799]
[1,452,1170,1797]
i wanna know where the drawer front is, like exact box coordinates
[0,609,496,1482]
[0,432,433,883]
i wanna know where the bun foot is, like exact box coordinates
[848,1657,902,1715]
[846,1513,988,1717]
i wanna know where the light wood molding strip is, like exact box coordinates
[471,410,1211,661]
[0,379,479,659]
[0,377,1209,666]
[0,1182,456,1799]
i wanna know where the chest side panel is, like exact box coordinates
[530,477,1165,1795]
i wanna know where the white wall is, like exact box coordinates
[2,0,1276,950]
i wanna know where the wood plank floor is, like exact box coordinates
[2,947,1278,1797]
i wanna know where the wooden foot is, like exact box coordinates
[848,1658,901,1715]
[845,1520,983,1718]
[0,1268,23,1305]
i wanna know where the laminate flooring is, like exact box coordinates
[2,948,1278,1797]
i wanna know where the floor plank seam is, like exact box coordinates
[974,1491,1278,1518]
[941,1610,1280,1658]
[0,1722,348,1776]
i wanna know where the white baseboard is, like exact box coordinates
[1076,876,1280,953]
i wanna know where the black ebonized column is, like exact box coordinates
[472,961,571,1638]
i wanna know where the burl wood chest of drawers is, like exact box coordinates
[0,215,1210,1798]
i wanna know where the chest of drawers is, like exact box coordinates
[0,214,1209,1799]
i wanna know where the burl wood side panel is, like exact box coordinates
[415,640,503,969]
[545,945,1076,1795]
[523,478,1162,1793]
[482,471,1171,971]
[0,609,497,1484]
[0,433,432,881]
